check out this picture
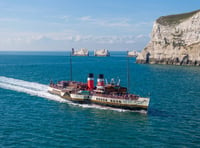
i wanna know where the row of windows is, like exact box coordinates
[96,98,107,102]
[96,97,122,104]
[110,100,122,104]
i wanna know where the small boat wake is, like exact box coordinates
[0,76,146,113]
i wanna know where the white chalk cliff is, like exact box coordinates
[137,10,200,66]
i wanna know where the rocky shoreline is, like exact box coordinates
[136,10,200,66]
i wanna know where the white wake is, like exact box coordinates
[0,76,146,113]
[0,76,67,103]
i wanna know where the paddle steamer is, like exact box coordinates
[48,73,150,111]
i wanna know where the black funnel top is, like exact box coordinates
[88,73,94,78]
[98,74,104,79]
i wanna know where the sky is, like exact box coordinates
[0,0,199,51]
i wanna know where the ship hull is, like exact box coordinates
[48,87,89,104]
[90,95,149,111]
[48,86,149,111]
[91,100,148,110]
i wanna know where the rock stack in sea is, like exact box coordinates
[128,50,138,57]
[136,10,200,66]
[72,48,89,56]
[94,49,110,56]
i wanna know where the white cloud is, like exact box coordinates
[0,13,151,51]
[79,16,92,21]
[78,16,131,27]
[0,31,149,44]
[0,17,19,22]
[56,15,71,22]
[0,31,149,51]
[60,15,70,20]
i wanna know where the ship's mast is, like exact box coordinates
[127,51,130,93]
[69,52,72,81]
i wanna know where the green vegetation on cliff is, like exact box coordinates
[156,9,200,26]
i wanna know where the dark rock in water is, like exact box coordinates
[136,10,200,66]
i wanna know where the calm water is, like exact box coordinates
[0,51,200,147]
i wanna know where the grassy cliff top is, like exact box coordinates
[156,9,200,26]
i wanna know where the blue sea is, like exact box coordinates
[0,51,200,147]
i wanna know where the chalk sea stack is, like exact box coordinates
[136,10,200,66]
